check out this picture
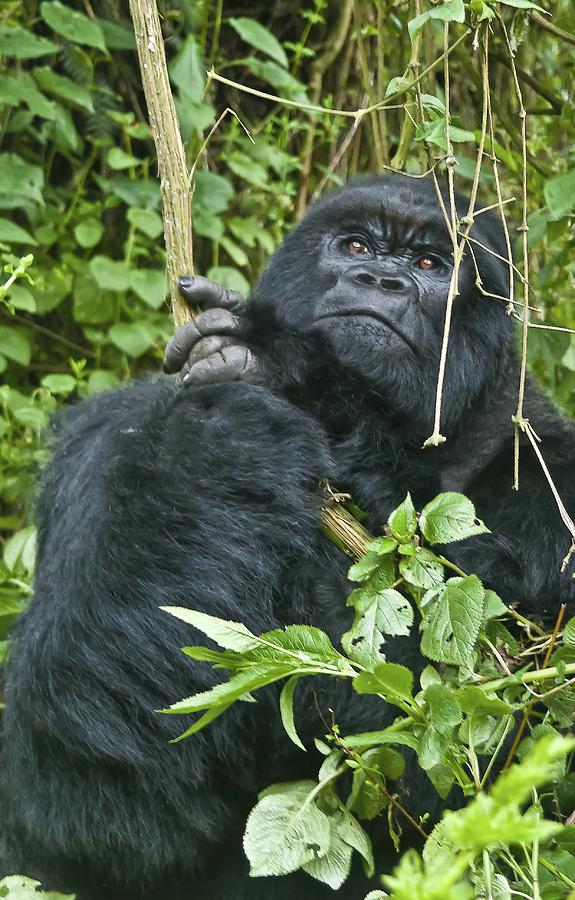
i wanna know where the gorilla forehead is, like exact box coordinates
[301,174,506,257]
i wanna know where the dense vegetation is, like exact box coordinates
[1,1,575,896]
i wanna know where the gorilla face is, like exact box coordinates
[251,175,514,431]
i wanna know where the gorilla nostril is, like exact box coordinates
[379,276,406,292]
[353,271,379,286]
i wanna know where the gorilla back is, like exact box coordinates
[2,175,574,899]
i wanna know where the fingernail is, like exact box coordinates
[181,371,191,384]
[179,276,195,288]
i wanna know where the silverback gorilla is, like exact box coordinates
[1,175,575,900]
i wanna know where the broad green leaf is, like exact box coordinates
[33,68,94,111]
[244,781,331,877]
[400,548,444,589]
[229,17,289,68]
[87,370,120,395]
[420,492,489,544]
[0,217,37,245]
[388,493,417,541]
[0,154,44,207]
[220,236,249,268]
[343,728,421,754]
[169,35,205,102]
[420,575,485,666]
[194,171,234,215]
[3,526,36,573]
[365,536,398,556]
[0,327,31,365]
[457,686,513,715]
[130,270,167,309]
[483,589,506,620]
[563,616,575,648]
[354,663,414,701]
[41,374,76,395]
[40,2,107,51]
[107,148,142,170]
[385,76,414,98]
[74,219,103,249]
[499,0,548,10]
[7,285,36,312]
[258,625,344,666]
[227,152,269,189]
[423,684,462,734]
[13,407,47,430]
[127,207,163,239]
[108,322,153,357]
[279,675,306,751]
[302,823,352,889]
[343,589,413,667]
[73,274,115,325]
[0,27,58,59]
[90,256,130,292]
[0,73,56,120]
[408,0,466,40]
[544,169,575,220]
[161,608,260,652]
[99,18,136,50]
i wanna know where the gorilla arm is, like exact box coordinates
[1,378,329,890]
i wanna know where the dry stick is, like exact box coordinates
[424,26,489,447]
[128,0,193,327]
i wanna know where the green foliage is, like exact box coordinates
[0,874,73,898]
[164,491,575,895]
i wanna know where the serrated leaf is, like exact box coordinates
[400,548,444,589]
[354,663,414,701]
[343,590,413,667]
[420,575,485,666]
[280,676,306,751]
[244,781,331,877]
[457,686,513,716]
[41,2,107,51]
[229,17,289,68]
[348,551,383,583]
[420,492,489,544]
[161,608,260,652]
[563,616,575,648]
[365,536,398,556]
[302,822,353,889]
[423,684,462,734]
[388,493,417,541]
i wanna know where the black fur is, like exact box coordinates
[2,175,574,898]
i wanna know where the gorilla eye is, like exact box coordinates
[417,256,439,271]
[347,239,370,255]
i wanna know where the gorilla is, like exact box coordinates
[1,175,574,900]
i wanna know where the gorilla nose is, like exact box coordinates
[348,268,412,293]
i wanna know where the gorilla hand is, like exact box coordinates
[163,275,260,386]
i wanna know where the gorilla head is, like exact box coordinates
[244,175,514,433]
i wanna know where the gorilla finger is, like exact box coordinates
[181,346,258,386]
[178,275,245,313]
[163,320,202,373]
[188,335,235,365]
[194,308,242,337]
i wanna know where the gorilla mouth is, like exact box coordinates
[316,308,418,355]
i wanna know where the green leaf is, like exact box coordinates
[229,17,289,68]
[0,217,37,245]
[388,493,417,541]
[0,154,44,207]
[227,152,269,189]
[130,270,167,309]
[194,171,234,215]
[279,676,306,751]
[207,266,250,297]
[563,616,575,648]
[169,35,205,102]
[400,547,444,589]
[89,256,130,291]
[87,370,120,395]
[107,148,142,170]
[73,274,115,325]
[354,662,414,701]
[342,589,413,667]
[0,327,31,366]
[33,68,94,111]
[499,0,548,10]
[127,207,164,240]
[163,662,293,718]
[491,735,575,807]
[160,608,261,652]
[108,322,153,357]
[423,684,462,734]
[419,492,489,544]
[74,219,103,249]
[244,781,331,877]
[41,374,76,395]
[348,551,383,583]
[408,0,466,41]
[7,285,36,312]
[420,575,485,666]
[0,874,75,898]
[544,169,575,220]
[0,27,58,59]
[99,18,136,50]
[3,526,36,573]
[457,686,513,716]
[40,2,107,51]
[0,73,56,120]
